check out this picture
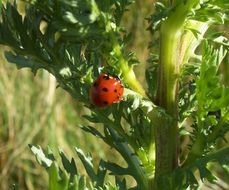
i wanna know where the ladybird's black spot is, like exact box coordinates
[103,101,108,105]
[114,89,117,93]
[102,87,108,92]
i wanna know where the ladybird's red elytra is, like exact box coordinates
[90,74,124,107]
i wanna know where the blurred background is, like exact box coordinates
[0,0,154,189]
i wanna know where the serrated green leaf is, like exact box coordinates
[187,170,198,188]
[178,146,229,188]
[46,146,56,161]
[198,165,215,182]
[5,51,44,74]
[59,149,78,177]
[213,36,229,48]
[48,162,68,190]
[145,54,159,99]
[96,160,107,187]
[124,88,155,113]
[29,144,53,168]
[75,148,97,183]
[68,175,79,190]
[83,114,101,123]
[104,162,129,176]
[78,176,87,190]
[81,125,104,139]
[185,27,201,39]
[196,42,228,118]
[115,177,127,190]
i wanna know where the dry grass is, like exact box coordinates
[0,46,105,189]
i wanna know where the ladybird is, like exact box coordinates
[90,74,124,107]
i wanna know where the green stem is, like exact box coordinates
[154,0,201,185]
[154,20,182,178]
[111,42,146,97]
[106,125,149,189]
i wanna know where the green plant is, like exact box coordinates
[0,0,229,189]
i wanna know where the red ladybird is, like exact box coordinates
[90,74,124,107]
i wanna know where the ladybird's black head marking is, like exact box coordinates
[103,75,110,80]
[102,87,108,92]
[103,101,108,105]
[113,75,120,81]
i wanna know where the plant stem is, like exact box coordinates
[112,42,146,97]
[106,125,149,189]
[153,0,201,186]
[155,21,209,175]
[155,20,182,178]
